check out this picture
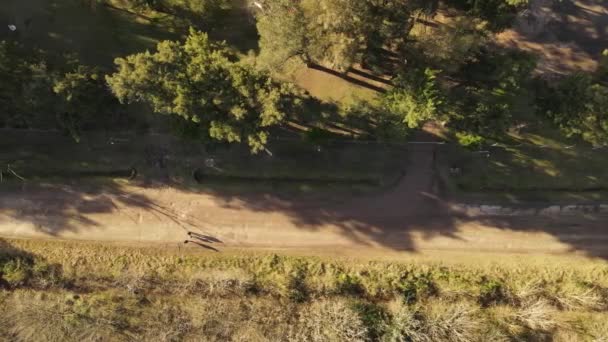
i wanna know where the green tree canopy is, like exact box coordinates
[538,74,608,146]
[54,65,119,142]
[383,68,446,128]
[106,29,302,152]
[255,0,309,70]
[0,41,57,129]
[443,0,528,31]
[448,50,536,134]
[254,0,431,72]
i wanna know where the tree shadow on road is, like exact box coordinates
[1,130,608,259]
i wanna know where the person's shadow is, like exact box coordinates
[183,231,223,252]
[188,232,223,243]
[183,240,220,252]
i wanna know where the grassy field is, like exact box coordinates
[0,0,178,66]
[1,238,607,341]
[292,65,381,105]
[0,130,406,194]
[441,125,608,202]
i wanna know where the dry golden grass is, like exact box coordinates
[1,238,608,341]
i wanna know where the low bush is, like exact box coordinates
[478,277,509,307]
[0,252,62,289]
[290,300,368,342]
[398,272,438,304]
[1,258,31,287]
[384,301,480,342]
[455,131,485,149]
[352,302,389,340]
[335,273,365,296]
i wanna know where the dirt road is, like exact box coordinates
[1,145,607,258]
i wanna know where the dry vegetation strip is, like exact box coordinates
[1,239,608,341]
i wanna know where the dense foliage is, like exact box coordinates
[382,48,536,137]
[1,0,604,151]
[255,0,433,72]
[537,74,608,146]
[0,41,118,139]
[383,68,446,128]
[448,49,537,134]
[0,41,56,129]
[107,29,303,152]
[54,66,120,142]
[444,0,528,31]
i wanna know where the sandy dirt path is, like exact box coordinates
[1,145,607,258]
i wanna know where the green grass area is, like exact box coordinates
[0,130,406,194]
[442,126,608,202]
[0,131,139,182]
[0,0,179,67]
[292,65,381,106]
[0,0,261,65]
[190,140,405,183]
[1,238,607,341]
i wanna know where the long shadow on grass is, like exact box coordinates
[307,64,388,93]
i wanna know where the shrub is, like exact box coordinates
[183,269,255,296]
[385,302,480,342]
[548,282,606,311]
[31,261,63,288]
[398,273,438,304]
[455,132,485,149]
[444,0,528,31]
[514,299,558,332]
[424,303,480,342]
[335,273,365,296]
[384,68,446,129]
[478,277,509,307]
[383,306,427,342]
[290,300,368,342]
[287,268,310,303]
[1,259,32,287]
[4,291,129,341]
[536,74,608,147]
[352,302,389,340]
